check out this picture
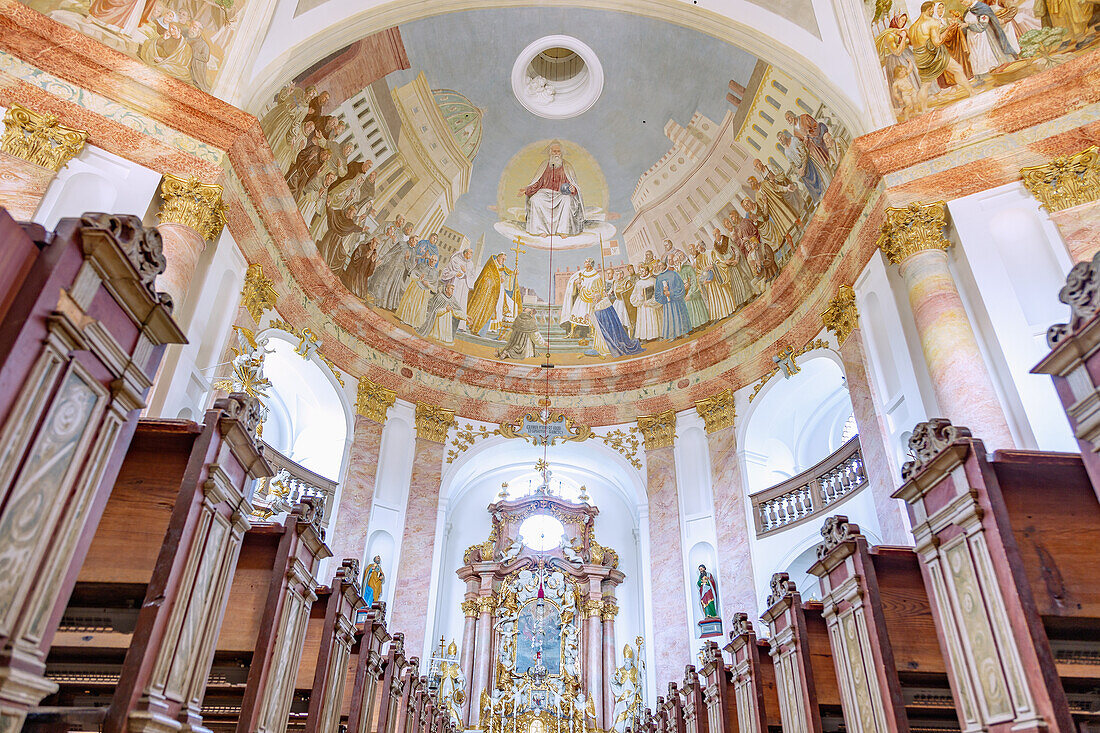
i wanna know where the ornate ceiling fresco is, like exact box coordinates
[251,8,851,371]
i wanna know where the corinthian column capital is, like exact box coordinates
[0,104,87,172]
[876,201,951,265]
[821,284,859,345]
[158,173,227,242]
[1021,146,1100,213]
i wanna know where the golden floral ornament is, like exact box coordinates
[636,410,676,450]
[240,263,278,323]
[1020,146,1100,213]
[445,417,642,469]
[267,318,344,386]
[498,410,594,446]
[821,284,858,345]
[416,402,456,443]
[0,104,87,172]
[748,338,831,402]
[694,388,735,434]
[157,173,227,242]
[876,201,951,265]
[356,377,396,424]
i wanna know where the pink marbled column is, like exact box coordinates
[1050,201,1100,263]
[898,248,1015,450]
[330,415,385,567]
[645,445,691,690]
[155,221,207,309]
[390,437,445,660]
[459,604,477,724]
[837,328,910,544]
[705,425,757,620]
[0,151,54,220]
[469,600,494,726]
[586,609,604,729]
[601,611,616,727]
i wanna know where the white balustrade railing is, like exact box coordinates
[749,437,867,537]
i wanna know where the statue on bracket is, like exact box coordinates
[696,564,723,638]
[363,555,385,606]
[610,637,646,732]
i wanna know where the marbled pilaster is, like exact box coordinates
[897,248,1014,450]
[837,328,909,544]
[390,437,445,661]
[0,150,54,219]
[329,415,386,568]
[155,221,207,311]
[644,445,691,689]
[704,425,757,619]
[1050,202,1100,263]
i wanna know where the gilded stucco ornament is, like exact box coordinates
[241,263,278,323]
[356,377,397,424]
[0,104,87,172]
[600,598,619,620]
[461,599,479,617]
[765,572,797,608]
[637,410,676,450]
[446,418,642,469]
[821,285,858,345]
[1020,146,1100,213]
[694,389,735,433]
[816,515,859,559]
[876,201,952,265]
[748,339,831,402]
[158,173,227,242]
[268,318,344,386]
[900,418,973,480]
[416,402,456,443]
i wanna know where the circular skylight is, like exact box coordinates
[512,35,603,119]
[518,514,566,552]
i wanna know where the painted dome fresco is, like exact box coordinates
[243,7,851,377]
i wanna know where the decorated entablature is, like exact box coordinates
[454,481,629,733]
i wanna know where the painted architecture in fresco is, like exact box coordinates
[254,10,851,365]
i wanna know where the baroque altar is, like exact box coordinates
[452,479,643,733]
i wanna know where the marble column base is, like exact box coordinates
[0,151,55,220]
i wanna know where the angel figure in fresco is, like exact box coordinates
[363,555,385,606]
[697,564,720,620]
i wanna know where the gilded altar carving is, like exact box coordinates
[0,104,87,172]
[241,263,278,323]
[581,597,604,618]
[600,599,619,621]
[694,388,735,434]
[901,419,973,480]
[636,410,676,450]
[267,318,344,386]
[356,377,396,424]
[158,173,227,242]
[821,285,858,345]
[462,599,480,617]
[416,402,456,443]
[1021,146,1100,213]
[876,201,952,265]
[213,326,272,407]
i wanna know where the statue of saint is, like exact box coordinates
[697,564,719,620]
[363,555,385,606]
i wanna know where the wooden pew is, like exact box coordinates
[809,515,958,732]
[199,498,330,732]
[344,602,391,733]
[722,616,776,733]
[35,399,267,732]
[371,633,408,733]
[0,213,184,729]
[759,573,842,733]
[663,681,686,733]
[302,559,363,733]
[893,419,1100,731]
[679,664,707,733]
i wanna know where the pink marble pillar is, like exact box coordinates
[601,604,617,728]
[644,445,691,690]
[155,221,208,309]
[459,598,478,724]
[390,437,445,660]
[705,425,757,619]
[469,595,495,726]
[0,151,55,220]
[330,415,386,568]
[1050,201,1100,263]
[837,328,910,543]
[585,603,604,729]
[896,248,1015,450]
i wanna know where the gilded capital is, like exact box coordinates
[461,599,479,617]
[821,284,858,345]
[582,598,604,618]
[0,104,87,172]
[356,377,397,424]
[600,598,619,621]
[1021,146,1100,213]
[637,409,676,450]
[694,389,735,434]
[240,263,278,323]
[876,201,951,265]
[476,596,497,614]
[158,173,227,242]
[415,402,455,443]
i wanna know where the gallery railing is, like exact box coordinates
[250,442,338,523]
[749,436,867,537]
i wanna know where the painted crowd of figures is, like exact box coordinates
[875,0,1098,119]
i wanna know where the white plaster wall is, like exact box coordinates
[947,185,1076,452]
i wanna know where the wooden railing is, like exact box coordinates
[251,442,339,523]
[749,437,867,537]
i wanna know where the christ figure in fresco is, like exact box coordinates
[517,141,586,237]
